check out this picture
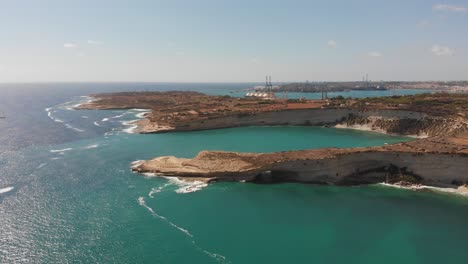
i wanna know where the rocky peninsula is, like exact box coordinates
[78,92,468,193]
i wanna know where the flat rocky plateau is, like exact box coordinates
[78,91,468,192]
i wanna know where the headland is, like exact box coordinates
[78,91,468,193]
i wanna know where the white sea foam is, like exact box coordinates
[83,144,99,149]
[100,112,129,122]
[65,123,85,132]
[93,121,101,127]
[69,96,95,109]
[114,108,150,134]
[163,177,208,194]
[138,170,209,194]
[138,197,193,237]
[104,130,117,137]
[137,196,229,263]
[111,113,126,119]
[50,148,73,153]
[81,116,88,119]
[135,111,149,118]
[121,119,139,134]
[45,108,64,123]
[130,160,145,168]
[50,157,62,160]
[0,186,14,194]
[202,249,228,263]
[378,183,468,196]
[37,163,47,169]
[45,104,85,132]
[148,182,172,198]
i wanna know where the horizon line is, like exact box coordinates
[1,80,468,85]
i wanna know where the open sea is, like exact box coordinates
[1,83,467,263]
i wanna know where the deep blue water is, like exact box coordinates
[0,83,431,151]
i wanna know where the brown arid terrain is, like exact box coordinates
[78,91,468,194]
[77,91,325,133]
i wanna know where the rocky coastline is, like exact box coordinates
[78,91,468,194]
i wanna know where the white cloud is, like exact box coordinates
[63,43,76,48]
[367,51,383,57]
[433,4,466,12]
[87,40,103,45]
[327,40,337,48]
[431,45,455,56]
[0,64,5,71]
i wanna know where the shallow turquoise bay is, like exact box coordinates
[2,125,468,263]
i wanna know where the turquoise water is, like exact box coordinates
[2,125,468,263]
[1,83,467,263]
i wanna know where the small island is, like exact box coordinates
[78,91,468,194]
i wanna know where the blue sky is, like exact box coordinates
[0,0,467,82]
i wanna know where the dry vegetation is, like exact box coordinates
[328,93,468,116]
[79,91,324,127]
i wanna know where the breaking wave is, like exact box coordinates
[65,123,84,132]
[163,177,208,194]
[50,148,74,153]
[130,160,145,168]
[45,108,64,123]
[45,100,86,132]
[133,164,208,194]
[83,144,99,149]
[121,120,139,134]
[118,109,150,134]
[135,112,148,118]
[148,182,172,198]
[0,186,14,195]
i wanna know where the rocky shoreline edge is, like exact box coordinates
[78,91,468,195]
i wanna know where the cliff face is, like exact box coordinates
[78,91,468,190]
[136,107,467,138]
[339,113,467,137]
[266,152,468,186]
[132,145,468,187]
[131,107,468,189]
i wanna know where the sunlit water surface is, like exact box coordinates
[2,83,467,264]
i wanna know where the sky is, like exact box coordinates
[0,0,467,82]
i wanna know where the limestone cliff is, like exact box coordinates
[133,135,468,188]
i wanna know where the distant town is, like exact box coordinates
[267,80,468,93]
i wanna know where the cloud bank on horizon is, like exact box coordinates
[0,1,467,82]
